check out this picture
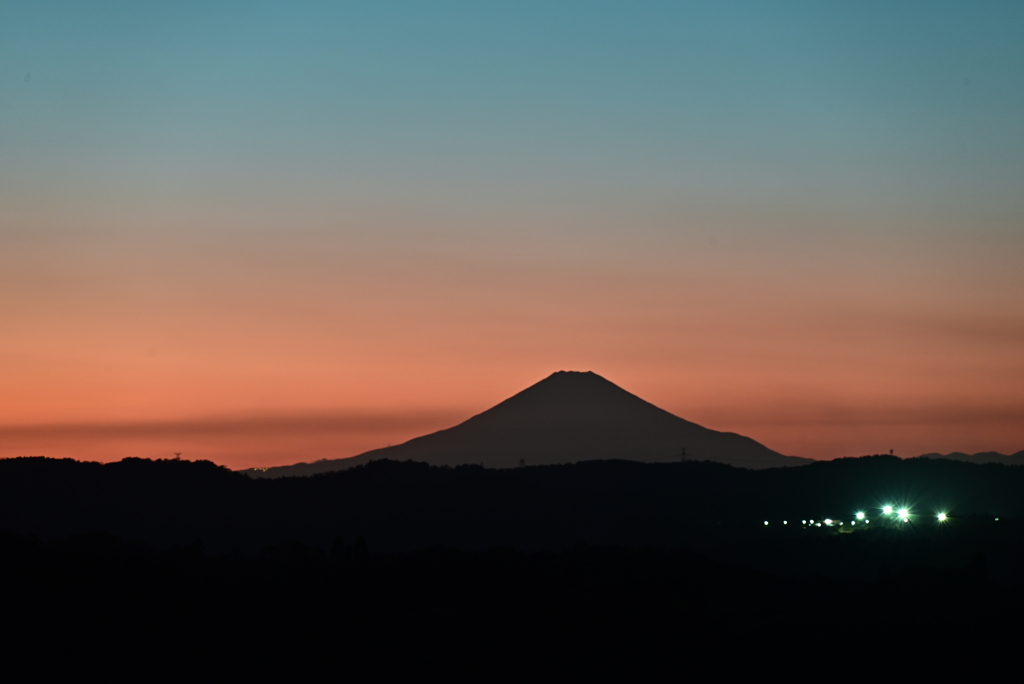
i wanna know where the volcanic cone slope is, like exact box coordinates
[252,371,809,477]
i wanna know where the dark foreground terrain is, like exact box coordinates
[3,455,1024,676]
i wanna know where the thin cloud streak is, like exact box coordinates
[0,411,467,470]
[0,411,465,439]
[705,404,1024,428]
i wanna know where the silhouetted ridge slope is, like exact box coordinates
[253,371,808,477]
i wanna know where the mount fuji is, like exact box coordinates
[247,371,811,477]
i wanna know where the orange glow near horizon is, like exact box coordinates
[4,2,1024,470]
[2,210,1022,469]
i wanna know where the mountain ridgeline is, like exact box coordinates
[918,451,1024,466]
[249,370,810,478]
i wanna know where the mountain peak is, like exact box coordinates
[249,371,812,477]
[540,370,603,383]
[481,370,660,418]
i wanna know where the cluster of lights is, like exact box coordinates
[878,504,948,523]
[793,519,849,528]
[767,506,952,530]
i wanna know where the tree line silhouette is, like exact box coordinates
[3,454,1024,676]
[3,455,1024,561]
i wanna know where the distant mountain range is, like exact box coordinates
[247,370,811,478]
[916,451,1024,466]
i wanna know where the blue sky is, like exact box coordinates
[5,1,1022,220]
[2,2,1023,464]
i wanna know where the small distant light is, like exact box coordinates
[764,521,769,526]
[809,520,814,524]
[882,506,893,515]
[851,521,855,526]
[783,520,788,525]
[898,508,909,519]
[865,520,870,524]
[937,513,947,522]
[824,519,833,526]
[816,523,821,527]
[802,520,807,525]
[995,517,1000,521]
[856,512,865,520]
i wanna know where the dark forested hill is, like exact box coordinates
[4,454,1024,578]
[4,453,1024,677]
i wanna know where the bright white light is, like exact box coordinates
[783,521,788,525]
[802,520,807,525]
[809,520,814,524]
[898,508,909,519]
[764,521,769,526]
[851,522,855,526]
[824,519,833,525]
[856,512,865,520]
[937,513,947,522]
[816,523,821,527]
[882,506,893,515]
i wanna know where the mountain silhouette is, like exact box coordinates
[249,371,811,477]
[916,451,1024,466]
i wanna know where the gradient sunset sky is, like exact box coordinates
[3,1,1023,468]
